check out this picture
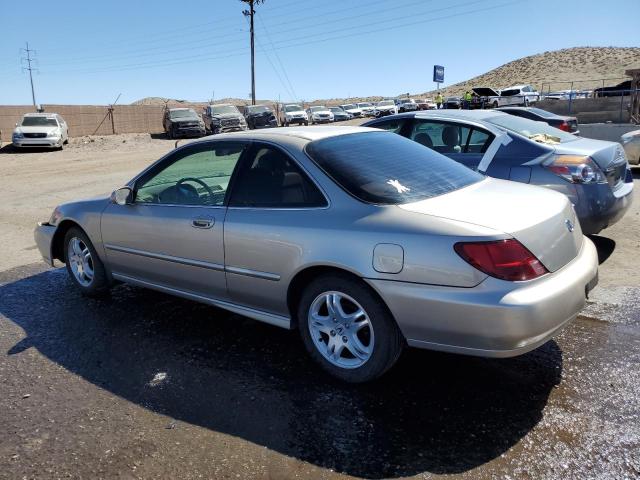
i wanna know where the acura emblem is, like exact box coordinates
[565,219,575,232]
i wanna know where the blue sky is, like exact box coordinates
[0,0,637,105]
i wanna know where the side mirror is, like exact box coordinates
[113,187,133,206]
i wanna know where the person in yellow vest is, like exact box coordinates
[435,93,443,109]
[463,91,472,109]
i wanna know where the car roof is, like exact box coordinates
[414,109,507,121]
[198,125,375,142]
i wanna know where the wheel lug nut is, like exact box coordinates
[330,330,336,336]
[342,336,348,343]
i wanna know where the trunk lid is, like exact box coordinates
[399,178,583,273]
[472,87,500,97]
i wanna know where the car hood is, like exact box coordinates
[246,110,274,117]
[210,113,242,119]
[375,105,396,110]
[169,117,201,123]
[15,125,59,134]
[472,87,500,96]
[311,110,332,115]
[399,177,583,273]
[285,110,306,115]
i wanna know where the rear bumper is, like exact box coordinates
[575,180,634,234]
[367,237,598,358]
[34,222,56,266]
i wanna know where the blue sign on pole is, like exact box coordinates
[433,65,445,84]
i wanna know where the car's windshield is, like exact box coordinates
[306,132,482,205]
[329,107,343,113]
[284,105,302,112]
[378,101,394,106]
[210,105,239,115]
[170,109,198,119]
[246,105,270,113]
[358,103,372,108]
[21,116,58,127]
[342,104,357,109]
[310,106,326,112]
[486,114,577,143]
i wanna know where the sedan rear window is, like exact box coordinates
[306,132,482,205]
[485,114,577,143]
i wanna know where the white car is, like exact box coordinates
[373,100,398,117]
[356,102,375,116]
[397,98,418,112]
[12,113,69,149]
[339,103,364,118]
[278,104,309,126]
[306,106,334,124]
[621,130,640,165]
[486,85,540,108]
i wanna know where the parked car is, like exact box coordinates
[484,85,540,108]
[356,102,375,116]
[202,104,247,134]
[364,110,634,235]
[278,104,309,126]
[396,98,418,112]
[443,97,462,109]
[415,99,436,110]
[163,108,206,139]
[372,100,398,117]
[306,106,334,124]
[242,105,278,129]
[594,80,631,98]
[12,113,69,149]
[329,106,352,122]
[471,87,500,109]
[34,126,599,383]
[621,129,640,165]
[497,107,580,135]
[339,104,364,118]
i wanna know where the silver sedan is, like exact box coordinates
[621,129,640,166]
[35,127,599,382]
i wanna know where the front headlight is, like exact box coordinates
[545,155,606,184]
[49,206,63,226]
[47,130,60,138]
[13,130,23,138]
[211,118,221,125]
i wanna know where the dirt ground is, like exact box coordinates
[0,128,639,479]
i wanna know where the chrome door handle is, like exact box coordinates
[191,217,215,229]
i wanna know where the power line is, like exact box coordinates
[257,12,297,102]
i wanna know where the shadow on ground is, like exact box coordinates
[0,265,563,479]
[589,234,616,264]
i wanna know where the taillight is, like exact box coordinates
[557,121,570,132]
[454,239,548,281]
[545,154,606,184]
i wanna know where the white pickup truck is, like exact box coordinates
[473,85,540,108]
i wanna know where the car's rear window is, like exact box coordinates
[305,131,482,205]
[485,114,577,143]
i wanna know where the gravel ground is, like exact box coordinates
[0,129,638,479]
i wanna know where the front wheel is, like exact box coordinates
[64,227,109,296]
[298,274,404,383]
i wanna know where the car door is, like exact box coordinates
[223,142,329,317]
[101,140,248,299]
[406,119,494,171]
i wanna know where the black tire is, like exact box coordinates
[304,121,309,126]
[297,273,404,383]
[64,227,110,297]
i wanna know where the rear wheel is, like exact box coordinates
[297,274,404,383]
[64,227,109,296]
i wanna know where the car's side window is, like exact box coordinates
[410,120,493,154]
[135,142,246,206]
[228,144,327,208]
[370,119,405,133]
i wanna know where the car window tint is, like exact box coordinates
[370,119,405,133]
[229,145,327,208]
[306,131,482,205]
[466,128,493,153]
[409,120,471,154]
[135,142,245,206]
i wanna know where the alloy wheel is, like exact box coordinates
[67,237,94,287]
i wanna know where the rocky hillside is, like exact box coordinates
[425,47,640,97]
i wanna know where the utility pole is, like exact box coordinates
[21,42,37,108]
[241,0,265,105]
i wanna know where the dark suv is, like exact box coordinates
[163,108,206,139]
[202,104,248,134]
[242,105,278,129]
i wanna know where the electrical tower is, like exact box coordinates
[21,42,38,108]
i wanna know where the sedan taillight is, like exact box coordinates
[454,239,548,281]
[545,155,606,184]
[557,121,571,132]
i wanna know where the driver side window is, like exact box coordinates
[135,142,246,206]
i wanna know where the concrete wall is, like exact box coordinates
[537,97,631,124]
[0,104,166,142]
[577,123,638,142]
